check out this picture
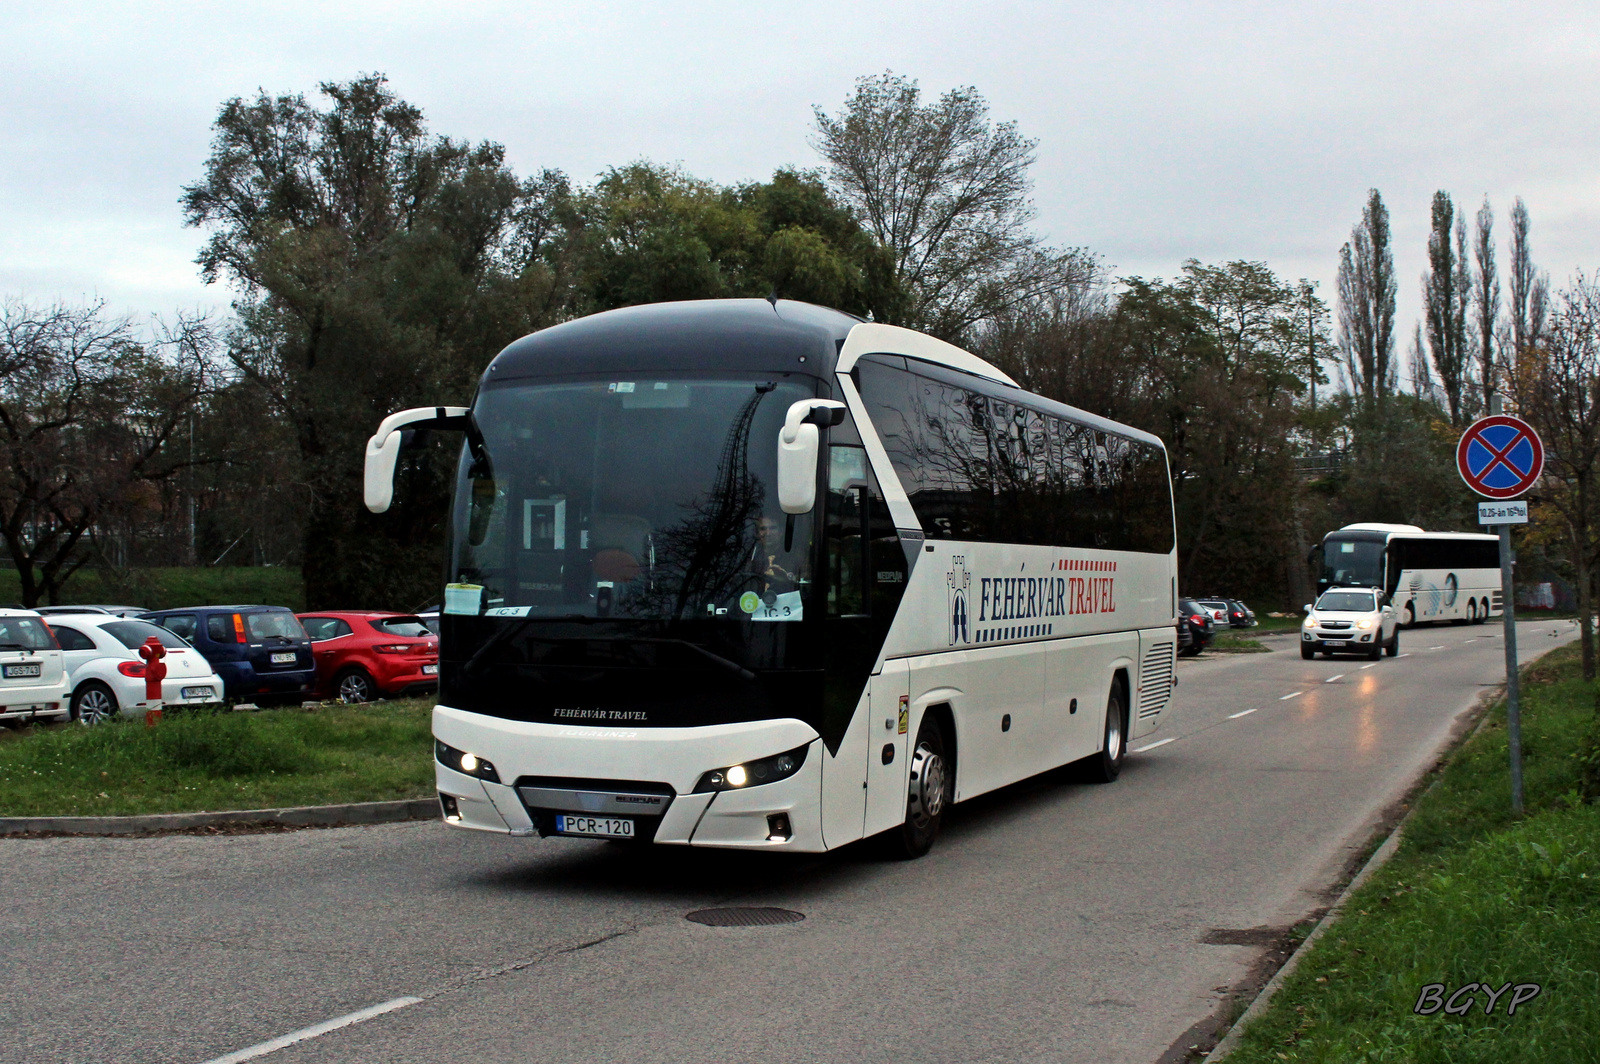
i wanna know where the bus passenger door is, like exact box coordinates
[863,659,911,837]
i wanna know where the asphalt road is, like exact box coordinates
[1,619,1577,1064]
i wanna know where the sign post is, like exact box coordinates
[1457,414,1544,815]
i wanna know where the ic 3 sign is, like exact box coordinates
[1456,415,1544,499]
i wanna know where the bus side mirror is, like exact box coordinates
[364,405,471,513]
[777,400,846,514]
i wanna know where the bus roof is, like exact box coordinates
[1329,524,1497,543]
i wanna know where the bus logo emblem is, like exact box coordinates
[947,557,971,645]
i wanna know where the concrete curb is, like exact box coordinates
[0,797,440,837]
[1202,826,1404,1062]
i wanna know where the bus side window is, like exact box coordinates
[826,445,870,617]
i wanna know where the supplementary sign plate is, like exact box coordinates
[1478,500,1528,525]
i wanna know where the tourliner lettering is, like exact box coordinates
[552,708,649,721]
[977,576,1115,622]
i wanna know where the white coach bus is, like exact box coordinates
[363,300,1179,858]
[1318,523,1502,626]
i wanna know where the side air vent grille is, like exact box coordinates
[1139,642,1175,720]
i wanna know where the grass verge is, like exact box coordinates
[1211,635,1271,654]
[1220,642,1600,1063]
[0,697,433,817]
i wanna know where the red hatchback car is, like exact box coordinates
[297,612,439,703]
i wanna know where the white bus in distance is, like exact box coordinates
[1318,523,1501,627]
[363,299,1180,858]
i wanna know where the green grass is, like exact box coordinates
[1223,642,1600,1063]
[0,566,303,612]
[1212,635,1271,653]
[1254,615,1306,633]
[0,697,434,817]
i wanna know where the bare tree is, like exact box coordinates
[1407,322,1438,401]
[0,301,219,606]
[1336,189,1397,406]
[1514,274,1600,680]
[812,72,1094,341]
[1424,191,1473,424]
[1473,197,1501,409]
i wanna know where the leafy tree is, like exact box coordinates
[1424,191,1474,425]
[1507,196,1549,368]
[1473,197,1502,409]
[1335,190,1398,407]
[811,72,1092,341]
[182,74,568,610]
[0,301,217,606]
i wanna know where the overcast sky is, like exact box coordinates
[4,1,1597,382]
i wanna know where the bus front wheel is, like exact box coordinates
[888,715,952,860]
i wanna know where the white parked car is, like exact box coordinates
[1301,587,1399,661]
[0,608,70,723]
[43,615,226,724]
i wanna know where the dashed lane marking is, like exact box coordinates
[1132,737,1176,753]
[1324,674,1345,683]
[1226,708,1258,719]
[1359,663,1378,670]
[199,997,423,1064]
[1397,653,1412,658]
[1428,646,1446,650]
[1279,691,1303,701]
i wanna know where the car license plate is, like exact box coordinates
[2,663,41,679]
[270,652,296,664]
[421,663,438,675]
[555,814,634,838]
[181,686,212,700]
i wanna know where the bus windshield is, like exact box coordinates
[451,377,817,623]
[1322,535,1384,589]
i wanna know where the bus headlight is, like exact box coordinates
[695,743,810,792]
[435,740,501,783]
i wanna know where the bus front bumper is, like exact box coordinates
[432,705,826,851]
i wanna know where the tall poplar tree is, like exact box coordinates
[1335,190,1396,407]
[1424,191,1473,425]
[1473,198,1501,409]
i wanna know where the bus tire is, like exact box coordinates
[887,715,952,860]
[1402,603,1415,627]
[1477,597,1490,623]
[1467,600,1478,624]
[1085,683,1127,784]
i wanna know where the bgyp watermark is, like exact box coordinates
[1414,982,1541,1016]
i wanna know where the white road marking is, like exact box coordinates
[1226,708,1258,719]
[199,997,423,1064]
[1279,691,1303,701]
[1397,653,1412,658]
[1429,646,1445,650]
[1324,674,1344,683]
[1132,737,1175,753]
[1359,663,1377,670]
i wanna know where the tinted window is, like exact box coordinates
[245,612,308,641]
[372,617,430,638]
[51,625,97,652]
[162,614,199,641]
[303,617,353,640]
[1390,538,1500,572]
[206,614,236,643]
[103,620,191,650]
[0,616,58,650]
[856,358,1174,552]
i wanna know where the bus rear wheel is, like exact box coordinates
[1084,684,1127,784]
[887,715,952,860]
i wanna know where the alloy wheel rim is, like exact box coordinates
[339,675,371,703]
[78,690,112,724]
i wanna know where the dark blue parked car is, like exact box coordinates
[143,605,315,702]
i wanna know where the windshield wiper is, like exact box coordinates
[633,638,757,682]
[460,625,757,682]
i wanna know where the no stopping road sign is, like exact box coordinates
[1457,415,1544,499]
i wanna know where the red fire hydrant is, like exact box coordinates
[139,637,167,726]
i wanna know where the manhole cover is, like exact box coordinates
[685,906,805,927]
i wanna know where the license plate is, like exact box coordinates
[270,652,296,664]
[422,663,438,675]
[3,663,41,679]
[555,814,634,838]
[181,686,213,700]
